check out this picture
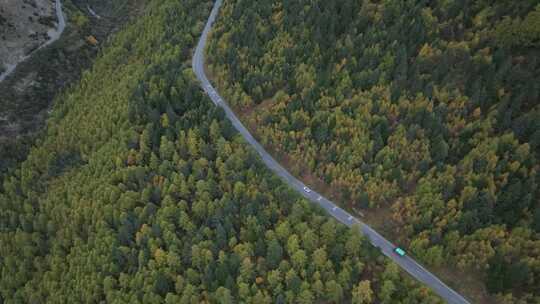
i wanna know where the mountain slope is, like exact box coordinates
[0,0,443,303]
[0,0,146,176]
[206,0,540,302]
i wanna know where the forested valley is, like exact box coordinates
[206,0,540,302]
[0,0,444,303]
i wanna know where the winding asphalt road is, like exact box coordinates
[193,1,471,303]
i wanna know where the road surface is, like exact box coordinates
[193,1,471,303]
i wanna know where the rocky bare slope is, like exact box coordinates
[0,0,64,79]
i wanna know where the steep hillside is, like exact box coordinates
[0,0,443,303]
[0,0,146,176]
[207,1,540,302]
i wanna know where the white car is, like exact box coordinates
[303,186,311,193]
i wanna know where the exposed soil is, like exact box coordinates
[0,0,59,78]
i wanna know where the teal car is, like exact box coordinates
[394,247,406,256]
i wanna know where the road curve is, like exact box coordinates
[193,1,471,303]
[0,0,66,83]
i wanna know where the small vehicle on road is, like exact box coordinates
[303,186,311,193]
[394,247,406,257]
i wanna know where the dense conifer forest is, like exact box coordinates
[0,0,444,303]
[207,0,540,302]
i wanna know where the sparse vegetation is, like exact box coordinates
[0,0,146,176]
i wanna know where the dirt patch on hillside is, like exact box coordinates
[0,0,59,74]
